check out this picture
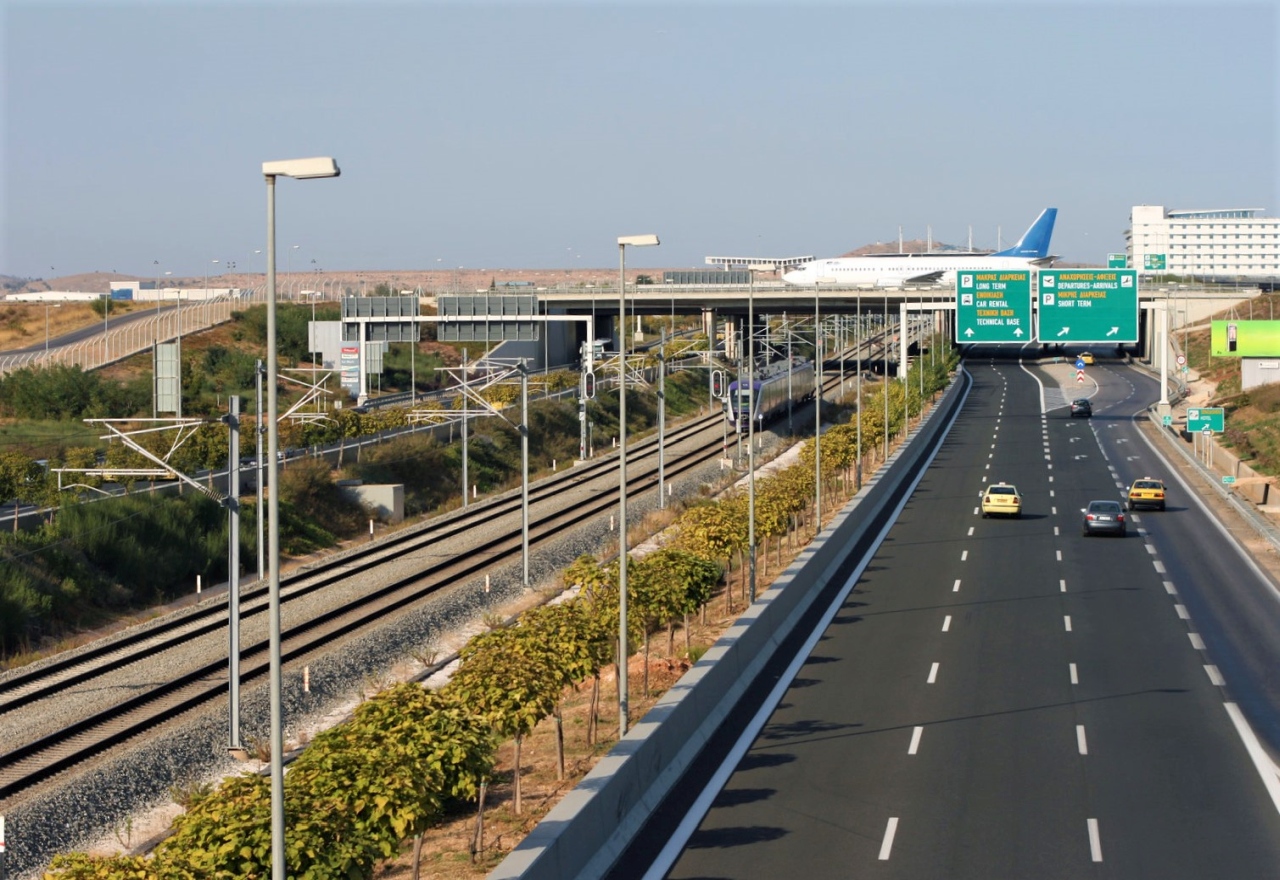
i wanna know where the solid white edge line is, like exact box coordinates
[1224,702,1280,818]
[908,726,923,755]
[638,374,972,880]
[1087,818,1103,862]
[879,817,899,860]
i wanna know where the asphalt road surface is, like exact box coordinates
[614,356,1280,880]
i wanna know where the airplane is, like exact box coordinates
[782,207,1058,288]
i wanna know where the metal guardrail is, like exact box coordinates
[0,288,267,376]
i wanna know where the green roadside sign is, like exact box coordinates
[1144,253,1167,271]
[1037,269,1139,344]
[955,270,1033,343]
[1187,407,1224,433]
[1108,253,1127,269]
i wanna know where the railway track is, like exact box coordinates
[0,407,734,806]
[0,343,899,808]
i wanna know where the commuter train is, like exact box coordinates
[725,359,815,432]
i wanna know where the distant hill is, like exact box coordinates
[843,239,994,257]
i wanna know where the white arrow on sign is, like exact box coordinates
[1105,327,1119,337]
[965,327,975,337]
[1014,327,1024,337]
[1057,327,1070,337]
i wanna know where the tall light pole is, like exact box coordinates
[263,155,340,880]
[746,264,772,603]
[617,233,659,737]
[45,302,61,356]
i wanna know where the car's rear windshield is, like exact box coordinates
[1090,502,1121,512]
[988,487,1016,495]
[1134,481,1162,489]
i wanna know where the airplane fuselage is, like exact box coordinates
[782,253,1044,288]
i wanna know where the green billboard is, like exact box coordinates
[1143,253,1167,271]
[1210,320,1280,357]
[1187,407,1224,432]
[955,270,1033,343]
[1037,269,1139,344]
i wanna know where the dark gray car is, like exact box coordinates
[1082,499,1126,536]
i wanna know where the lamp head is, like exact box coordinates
[262,157,341,180]
[617,234,660,248]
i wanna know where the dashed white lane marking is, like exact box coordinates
[1054,526,1060,536]
[1077,725,1089,755]
[1060,579,1067,593]
[1064,615,1073,632]
[1056,550,1062,561]
[908,727,923,755]
[878,817,899,860]
[985,463,990,470]
[927,662,940,683]
[1048,475,1054,483]
[961,550,968,561]
[1052,506,1058,515]
[1049,489,1055,497]
[1189,633,1206,650]
[1164,581,1177,595]
[1153,560,1167,574]
[967,526,974,536]
[1088,818,1103,862]
[942,615,952,632]
[1205,665,1225,686]
[1145,544,1157,555]
[953,579,961,592]
[1070,663,1079,684]
[1175,605,1190,620]
[973,506,980,515]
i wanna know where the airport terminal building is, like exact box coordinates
[1128,205,1280,280]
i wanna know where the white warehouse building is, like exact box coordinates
[1128,205,1280,281]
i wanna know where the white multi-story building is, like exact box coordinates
[1127,205,1280,280]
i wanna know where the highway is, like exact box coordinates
[611,355,1280,879]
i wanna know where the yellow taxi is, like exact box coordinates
[981,483,1023,518]
[1127,477,1167,511]
[1078,351,1095,365]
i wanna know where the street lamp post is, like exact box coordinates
[746,264,771,603]
[616,233,659,737]
[45,302,61,356]
[263,155,340,880]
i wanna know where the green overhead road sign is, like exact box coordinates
[1187,407,1224,433]
[955,270,1033,343]
[1108,253,1127,269]
[1144,253,1167,271]
[1037,269,1139,344]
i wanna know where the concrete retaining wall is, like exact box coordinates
[489,370,972,880]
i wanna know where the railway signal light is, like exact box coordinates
[711,369,725,399]
[583,371,596,399]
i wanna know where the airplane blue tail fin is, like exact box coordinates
[994,208,1057,258]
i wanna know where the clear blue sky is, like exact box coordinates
[2,0,1275,280]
